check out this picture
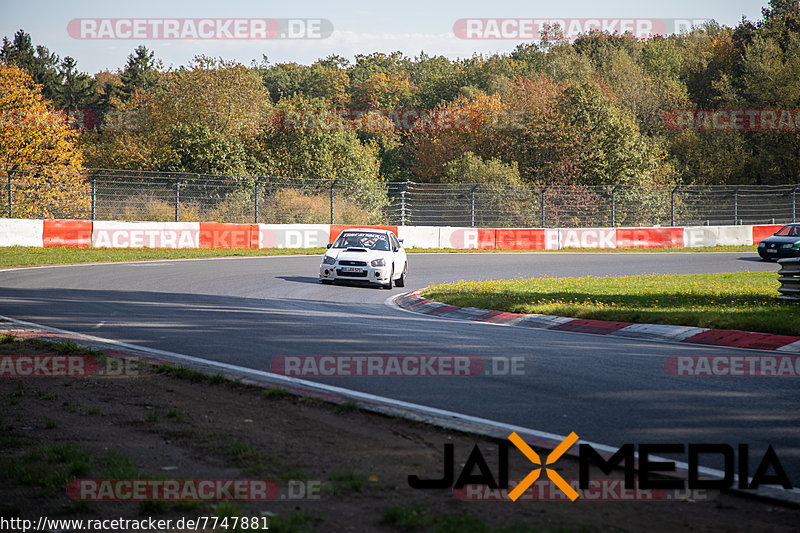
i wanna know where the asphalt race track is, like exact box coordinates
[1,251,798,486]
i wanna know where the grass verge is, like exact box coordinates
[0,245,756,268]
[421,271,800,336]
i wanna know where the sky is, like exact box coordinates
[0,0,773,75]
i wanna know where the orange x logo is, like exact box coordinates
[507,431,580,502]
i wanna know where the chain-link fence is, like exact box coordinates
[3,164,800,227]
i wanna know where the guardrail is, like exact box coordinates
[777,258,800,301]
[0,217,782,250]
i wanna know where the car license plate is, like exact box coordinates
[767,248,777,253]
[341,267,363,272]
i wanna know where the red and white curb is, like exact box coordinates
[395,290,800,353]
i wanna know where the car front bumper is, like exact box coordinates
[758,246,800,259]
[319,263,392,284]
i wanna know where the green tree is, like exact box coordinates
[119,45,160,100]
[0,30,61,103]
[55,56,96,109]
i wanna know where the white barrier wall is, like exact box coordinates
[398,226,440,248]
[683,225,753,248]
[716,225,753,246]
[0,218,43,247]
[556,228,617,249]
[258,224,330,248]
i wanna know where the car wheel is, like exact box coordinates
[395,262,407,287]
[382,267,394,289]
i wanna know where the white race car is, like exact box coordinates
[319,228,408,289]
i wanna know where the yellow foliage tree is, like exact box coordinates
[0,61,89,219]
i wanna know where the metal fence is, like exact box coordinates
[3,164,800,227]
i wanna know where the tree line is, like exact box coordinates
[1,0,798,196]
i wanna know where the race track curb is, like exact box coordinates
[395,290,800,353]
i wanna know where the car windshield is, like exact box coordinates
[775,225,800,236]
[332,232,391,251]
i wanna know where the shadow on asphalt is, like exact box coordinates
[276,275,322,284]
[276,275,388,290]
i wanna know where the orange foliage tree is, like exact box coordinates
[0,61,89,218]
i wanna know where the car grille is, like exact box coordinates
[337,269,368,277]
[339,260,367,266]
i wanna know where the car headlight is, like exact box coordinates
[371,258,386,267]
[782,243,794,249]
[322,255,336,265]
[758,242,766,247]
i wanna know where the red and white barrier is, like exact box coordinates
[329,224,399,243]
[0,218,787,251]
[43,220,92,247]
[494,228,546,250]
[92,221,200,248]
[198,222,258,248]
[616,227,683,248]
[441,227,497,249]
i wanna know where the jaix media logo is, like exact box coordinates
[408,431,793,502]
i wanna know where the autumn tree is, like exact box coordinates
[0,61,89,218]
[0,30,61,104]
[85,56,270,176]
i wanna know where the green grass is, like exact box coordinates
[325,471,367,494]
[0,443,93,495]
[422,271,800,336]
[0,245,756,268]
[182,431,305,480]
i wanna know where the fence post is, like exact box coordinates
[793,186,799,223]
[91,171,97,220]
[400,181,409,226]
[671,186,679,226]
[174,178,180,222]
[254,177,259,224]
[540,186,549,228]
[7,164,17,218]
[329,179,338,224]
[470,183,479,227]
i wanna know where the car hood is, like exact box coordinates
[324,248,389,262]
[760,236,800,245]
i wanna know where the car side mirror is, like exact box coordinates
[326,243,332,248]
[399,238,404,243]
